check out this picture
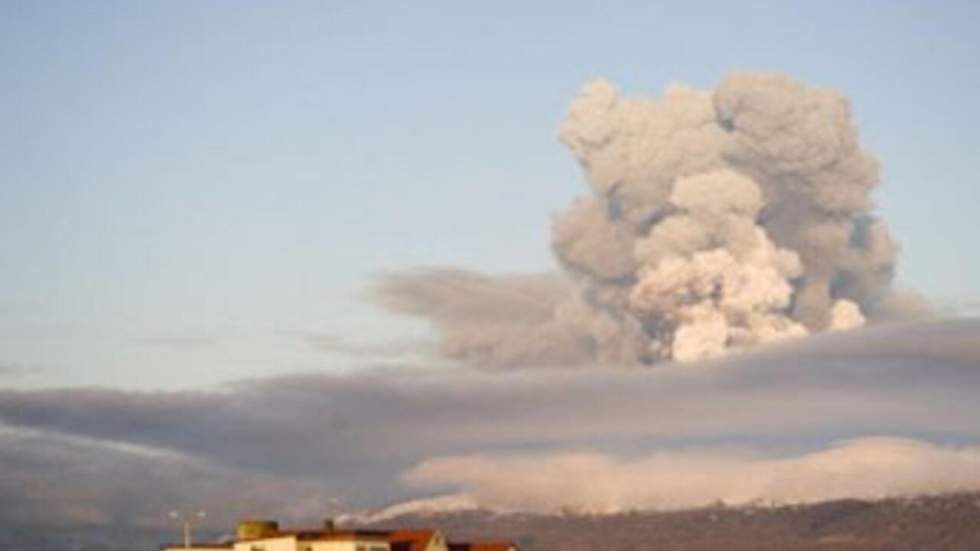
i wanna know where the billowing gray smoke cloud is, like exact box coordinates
[376,72,918,366]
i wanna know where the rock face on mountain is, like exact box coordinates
[363,493,980,551]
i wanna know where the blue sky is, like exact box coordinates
[1,1,978,389]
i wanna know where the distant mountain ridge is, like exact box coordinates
[357,492,980,551]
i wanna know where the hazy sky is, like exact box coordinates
[2,1,978,389]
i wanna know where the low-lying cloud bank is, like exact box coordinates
[406,437,980,513]
[0,319,977,527]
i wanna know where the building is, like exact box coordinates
[161,520,518,551]
[161,520,389,551]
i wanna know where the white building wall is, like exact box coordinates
[233,535,298,551]
[307,540,389,551]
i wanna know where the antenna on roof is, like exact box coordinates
[324,496,342,531]
[168,510,207,548]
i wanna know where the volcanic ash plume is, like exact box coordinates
[551,72,895,363]
[375,72,909,367]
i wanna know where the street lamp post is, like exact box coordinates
[169,510,207,548]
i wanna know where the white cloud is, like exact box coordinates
[406,437,980,513]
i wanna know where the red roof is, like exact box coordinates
[448,542,515,551]
[388,529,437,551]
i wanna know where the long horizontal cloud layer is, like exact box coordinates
[0,319,978,527]
[406,437,980,513]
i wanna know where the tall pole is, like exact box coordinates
[169,510,206,549]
